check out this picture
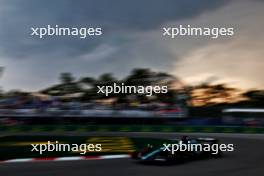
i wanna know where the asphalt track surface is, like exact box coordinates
[0,132,264,176]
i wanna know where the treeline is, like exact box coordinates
[1,67,264,107]
[41,68,185,104]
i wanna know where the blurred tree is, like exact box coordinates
[60,72,75,84]
[78,77,97,101]
[190,84,240,106]
[97,73,116,84]
[79,77,96,85]
[243,90,264,102]
[125,68,152,86]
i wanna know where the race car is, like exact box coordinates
[131,136,222,163]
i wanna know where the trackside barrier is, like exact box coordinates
[0,125,263,133]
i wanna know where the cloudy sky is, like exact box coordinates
[0,0,263,91]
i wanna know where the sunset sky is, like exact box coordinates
[0,0,263,91]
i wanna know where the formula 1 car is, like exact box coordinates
[131,136,223,163]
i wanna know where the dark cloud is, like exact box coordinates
[0,0,232,90]
[0,0,229,59]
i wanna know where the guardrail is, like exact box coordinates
[0,125,263,133]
